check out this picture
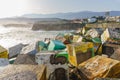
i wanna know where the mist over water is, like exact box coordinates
[0,26,13,34]
[0,26,72,48]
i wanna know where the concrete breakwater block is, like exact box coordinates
[102,43,120,57]
[21,42,38,55]
[94,78,120,80]
[0,39,24,58]
[67,42,94,67]
[78,56,120,80]
[48,40,66,51]
[111,48,120,61]
[0,58,9,66]
[85,29,99,38]
[36,51,69,80]
[0,65,46,80]
[14,54,37,65]
[0,45,8,58]
[8,43,23,58]
[109,28,120,39]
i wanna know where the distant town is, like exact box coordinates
[71,12,120,24]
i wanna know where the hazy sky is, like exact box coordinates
[0,0,119,18]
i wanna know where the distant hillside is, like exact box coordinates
[0,17,63,27]
[0,18,62,23]
[23,11,120,19]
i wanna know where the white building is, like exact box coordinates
[88,18,97,23]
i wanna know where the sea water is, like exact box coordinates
[0,26,73,48]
